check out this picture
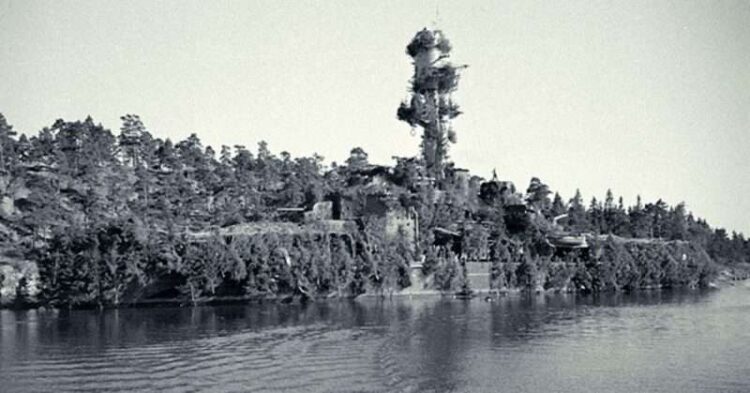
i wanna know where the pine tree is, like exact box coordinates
[550,192,567,218]
[0,114,18,174]
[588,197,603,233]
[525,177,552,216]
[567,189,588,233]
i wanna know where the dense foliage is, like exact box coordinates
[3,24,749,307]
[0,114,428,307]
[0,112,745,308]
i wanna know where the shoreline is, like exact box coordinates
[4,262,747,311]
[4,280,741,311]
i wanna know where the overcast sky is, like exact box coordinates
[1,0,748,234]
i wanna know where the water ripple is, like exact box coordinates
[2,289,750,393]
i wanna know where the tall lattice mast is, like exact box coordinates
[397,28,465,180]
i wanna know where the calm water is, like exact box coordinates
[2,284,750,393]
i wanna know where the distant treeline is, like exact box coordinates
[543,189,749,266]
[0,114,746,307]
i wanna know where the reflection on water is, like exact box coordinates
[2,285,750,393]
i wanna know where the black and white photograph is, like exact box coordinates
[1,1,749,392]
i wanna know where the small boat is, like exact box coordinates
[454,287,476,299]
